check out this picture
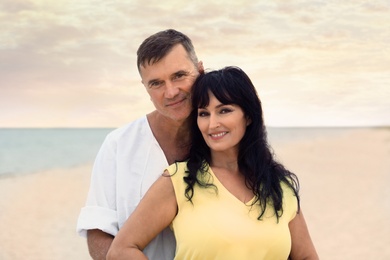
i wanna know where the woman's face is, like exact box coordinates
[197,91,250,154]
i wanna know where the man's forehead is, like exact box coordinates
[141,45,192,68]
[140,61,193,81]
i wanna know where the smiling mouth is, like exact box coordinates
[210,132,227,138]
[166,98,186,107]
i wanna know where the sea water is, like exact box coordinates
[0,128,113,175]
[0,127,353,176]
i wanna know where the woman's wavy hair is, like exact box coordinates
[184,66,300,220]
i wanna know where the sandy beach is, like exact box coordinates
[0,164,92,260]
[0,128,389,260]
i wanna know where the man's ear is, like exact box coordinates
[198,61,204,73]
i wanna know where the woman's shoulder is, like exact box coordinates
[280,178,299,220]
[166,161,188,174]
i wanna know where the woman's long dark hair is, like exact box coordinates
[184,66,300,220]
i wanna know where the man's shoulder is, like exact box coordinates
[101,116,153,146]
[106,115,151,142]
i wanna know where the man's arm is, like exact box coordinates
[87,229,114,260]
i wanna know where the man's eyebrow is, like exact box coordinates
[172,70,189,76]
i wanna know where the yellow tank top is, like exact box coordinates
[167,162,298,260]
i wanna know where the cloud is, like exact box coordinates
[0,0,389,127]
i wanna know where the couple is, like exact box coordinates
[77,29,318,259]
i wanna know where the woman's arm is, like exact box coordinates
[289,210,319,260]
[106,172,177,260]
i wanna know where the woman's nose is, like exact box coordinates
[209,114,220,129]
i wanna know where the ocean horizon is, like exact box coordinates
[0,128,113,176]
[0,126,384,176]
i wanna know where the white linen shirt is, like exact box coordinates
[77,116,176,260]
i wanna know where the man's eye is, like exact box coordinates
[150,81,162,88]
[174,73,185,79]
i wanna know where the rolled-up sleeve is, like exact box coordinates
[77,206,118,237]
[76,133,118,237]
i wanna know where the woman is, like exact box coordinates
[107,66,318,259]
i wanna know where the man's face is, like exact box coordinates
[140,44,202,123]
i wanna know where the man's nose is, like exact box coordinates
[165,81,179,99]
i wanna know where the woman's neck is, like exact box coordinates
[210,151,239,173]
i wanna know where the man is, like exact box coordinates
[77,29,204,260]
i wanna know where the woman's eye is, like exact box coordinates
[220,108,232,114]
[198,111,209,117]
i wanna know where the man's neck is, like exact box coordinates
[147,111,192,164]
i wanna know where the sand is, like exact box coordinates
[0,128,389,260]
[0,165,91,260]
[271,128,390,260]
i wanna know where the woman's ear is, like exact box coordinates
[246,116,252,126]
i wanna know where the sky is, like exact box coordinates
[1,0,389,128]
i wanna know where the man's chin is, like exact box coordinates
[170,111,192,122]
